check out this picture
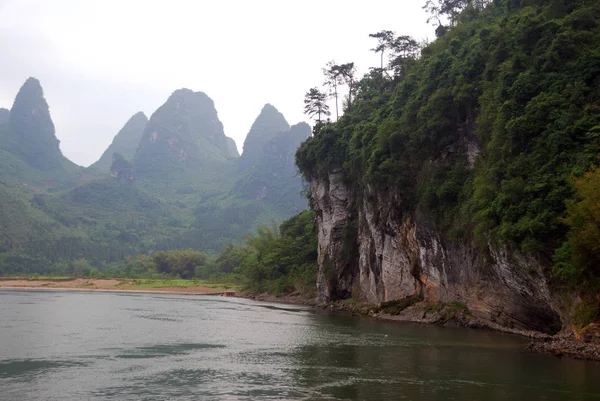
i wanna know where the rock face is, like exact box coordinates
[90,112,147,171]
[6,78,65,170]
[238,104,290,170]
[0,108,9,124]
[134,89,232,176]
[310,171,561,334]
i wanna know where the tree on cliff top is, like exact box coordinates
[304,88,330,125]
[369,30,395,71]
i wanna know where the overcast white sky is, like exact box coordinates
[0,0,434,166]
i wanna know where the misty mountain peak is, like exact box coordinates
[89,111,148,171]
[6,77,65,170]
[130,111,148,122]
[11,77,51,123]
[134,88,232,177]
[239,103,289,169]
[232,119,309,214]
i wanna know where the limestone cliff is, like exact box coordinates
[310,170,561,334]
[295,0,600,336]
[6,78,77,171]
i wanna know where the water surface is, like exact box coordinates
[1,290,599,400]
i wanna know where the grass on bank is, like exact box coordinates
[0,275,76,282]
[131,278,241,290]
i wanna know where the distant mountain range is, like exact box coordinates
[0,77,310,272]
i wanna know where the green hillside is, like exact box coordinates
[89,112,148,172]
[238,104,290,170]
[233,122,310,215]
[0,80,310,274]
[297,0,600,285]
[0,79,84,190]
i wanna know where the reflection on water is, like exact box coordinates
[0,290,599,401]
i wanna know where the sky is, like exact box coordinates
[0,0,434,166]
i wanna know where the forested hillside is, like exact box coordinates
[297,0,600,330]
[89,112,148,172]
[0,80,309,274]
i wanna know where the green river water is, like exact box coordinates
[0,290,599,400]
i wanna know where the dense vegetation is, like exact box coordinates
[230,210,317,295]
[297,0,600,303]
[128,210,317,295]
[3,0,599,311]
[0,81,309,275]
[0,210,318,297]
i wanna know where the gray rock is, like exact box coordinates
[310,171,561,334]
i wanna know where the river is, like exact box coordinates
[0,290,599,400]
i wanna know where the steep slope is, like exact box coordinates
[0,78,82,191]
[297,0,600,333]
[0,108,9,124]
[233,122,310,215]
[238,104,289,170]
[226,136,239,158]
[3,78,78,172]
[133,89,238,200]
[135,89,232,176]
[0,80,310,269]
[89,112,147,171]
[192,110,309,251]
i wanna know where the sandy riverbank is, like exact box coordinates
[0,278,227,295]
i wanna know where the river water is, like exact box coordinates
[0,290,599,400]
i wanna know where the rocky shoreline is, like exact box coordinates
[527,336,600,361]
[241,292,600,362]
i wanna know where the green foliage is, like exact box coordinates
[572,298,600,329]
[213,210,317,296]
[379,296,420,315]
[297,0,600,286]
[214,244,252,274]
[119,249,207,279]
[110,153,135,183]
[424,301,472,320]
[554,167,600,283]
[0,82,310,277]
[152,249,207,279]
[304,88,330,123]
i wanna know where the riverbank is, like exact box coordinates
[241,292,600,362]
[5,280,599,361]
[0,278,232,295]
[527,335,600,361]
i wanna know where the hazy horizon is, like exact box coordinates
[0,0,434,166]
